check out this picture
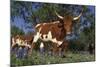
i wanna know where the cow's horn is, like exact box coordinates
[55,11,63,19]
[73,10,83,21]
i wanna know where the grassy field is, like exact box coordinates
[11,50,95,66]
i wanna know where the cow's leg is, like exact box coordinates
[28,43,34,56]
[28,33,40,56]
[23,46,30,58]
[52,43,58,56]
[58,47,62,57]
[11,44,19,55]
[55,45,64,57]
[40,42,44,55]
[53,43,64,57]
[59,41,68,58]
[25,44,31,56]
[33,32,40,43]
[59,47,66,58]
[16,46,22,59]
[48,48,53,56]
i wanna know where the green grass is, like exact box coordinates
[11,51,95,66]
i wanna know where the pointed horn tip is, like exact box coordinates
[55,11,63,19]
[81,9,84,14]
[73,10,83,21]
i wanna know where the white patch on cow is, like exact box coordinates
[24,41,28,46]
[16,39,21,45]
[35,24,41,28]
[19,40,24,46]
[67,32,71,35]
[33,25,63,46]
[41,31,52,41]
[43,34,47,40]
[15,38,25,46]
[33,32,40,42]
[43,23,46,25]
[57,41,63,45]
[33,27,42,42]
[51,38,63,46]
[40,42,44,48]
[43,35,46,38]
[40,31,63,46]
[53,21,59,24]
[12,37,16,47]
[48,31,52,39]
[12,37,15,44]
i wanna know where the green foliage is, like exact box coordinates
[69,41,85,51]
[69,20,95,51]
[11,25,24,36]
[11,51,95,66]
[69,25,95,51]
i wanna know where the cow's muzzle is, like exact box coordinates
[66,32,71,35]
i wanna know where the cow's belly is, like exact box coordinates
[40,36,63,45]
[33,31,63,46]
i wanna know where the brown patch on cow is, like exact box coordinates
[39,22,66,41]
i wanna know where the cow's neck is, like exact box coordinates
[59,26,66,40]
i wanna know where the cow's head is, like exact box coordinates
[55,11,82,35]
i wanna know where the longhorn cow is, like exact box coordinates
[32,11,82,56]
